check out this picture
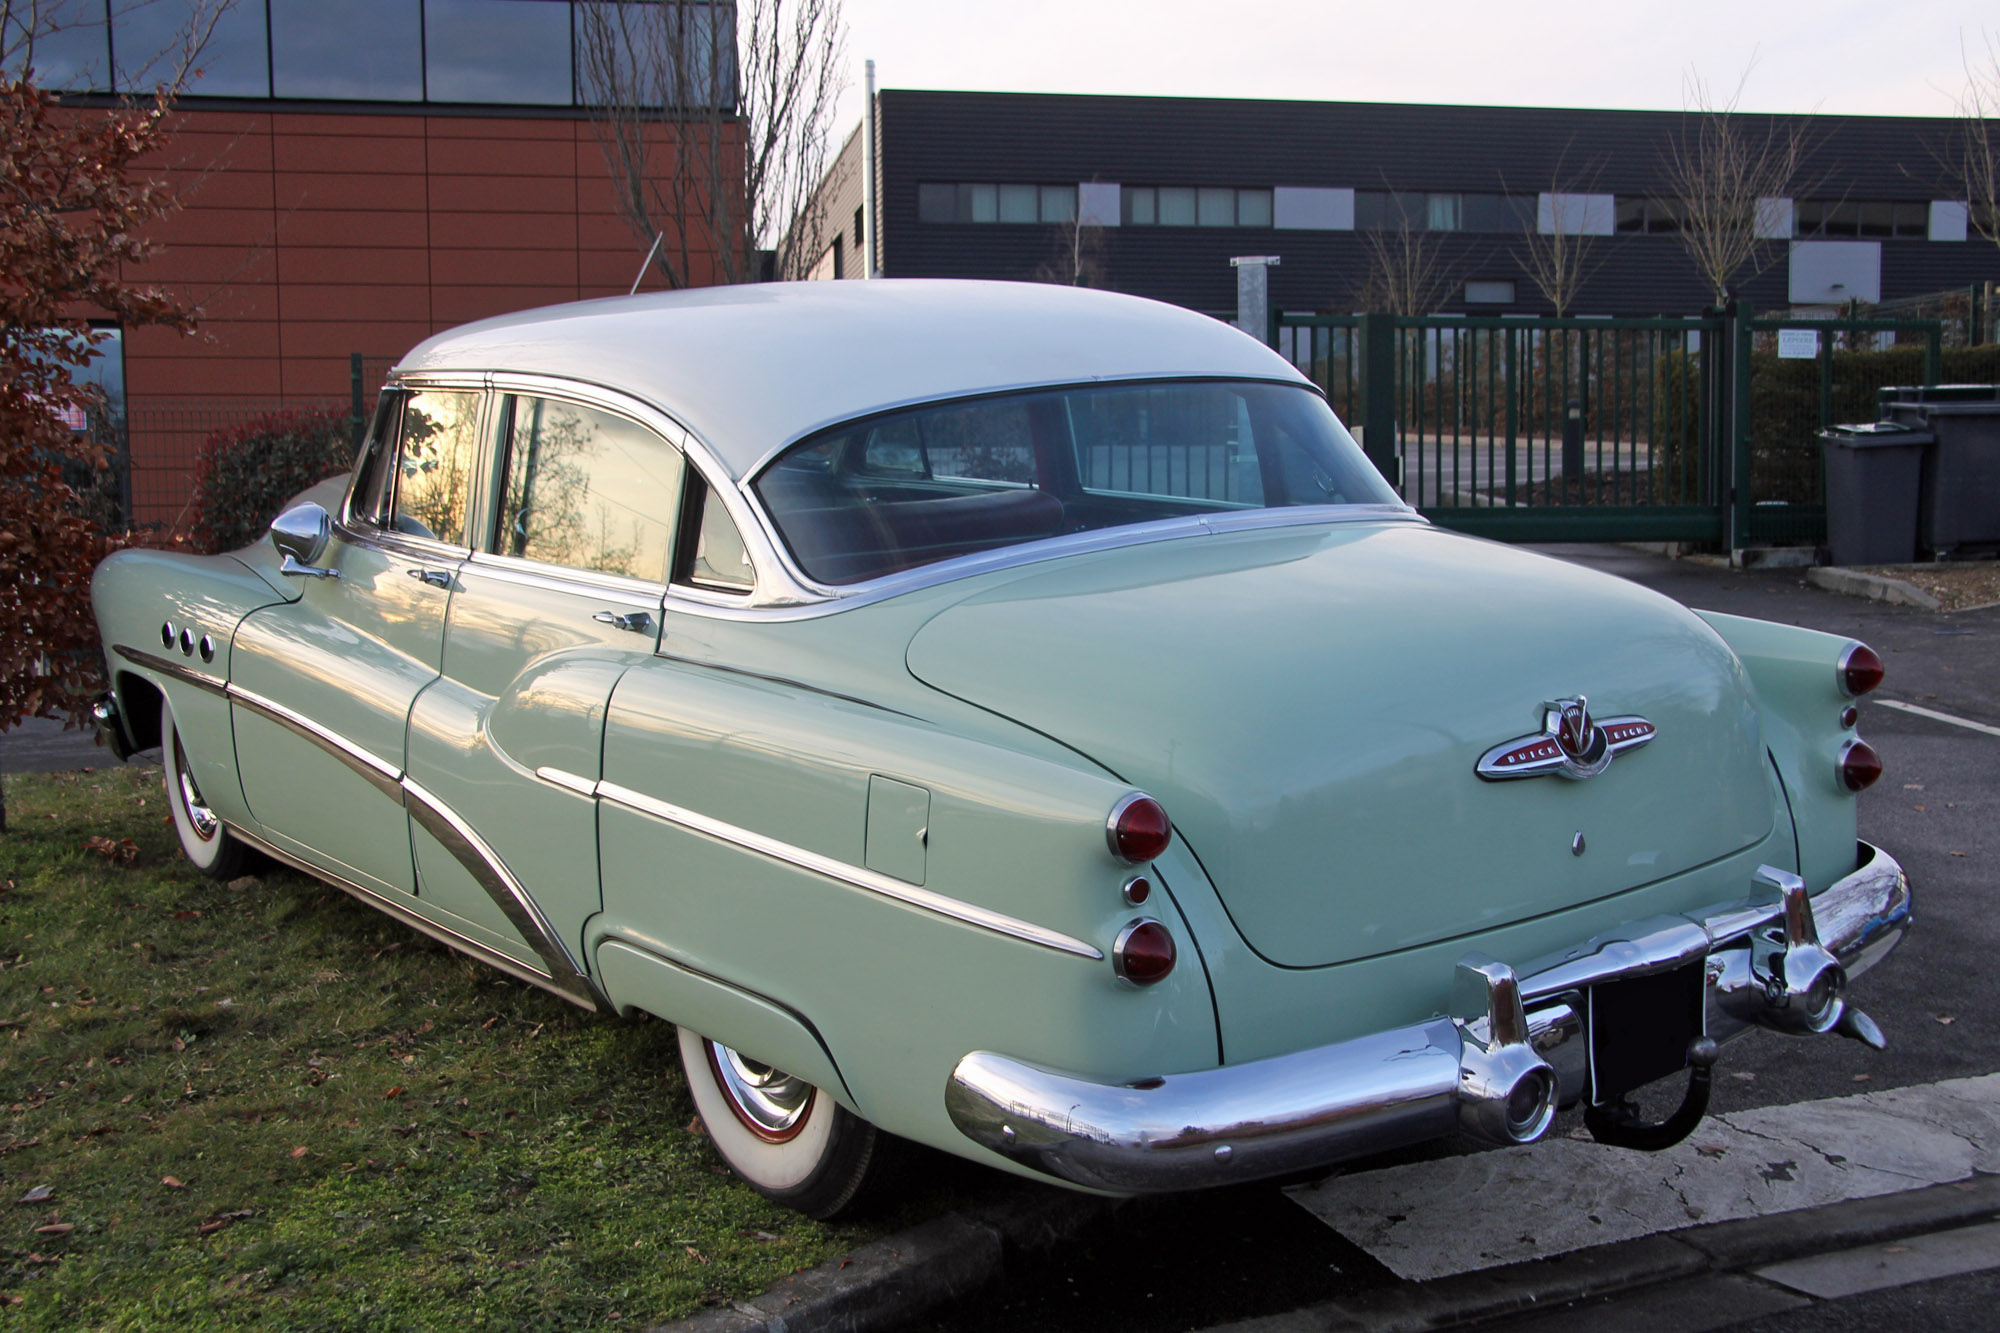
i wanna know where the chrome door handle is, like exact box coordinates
[407,568,452,589]
[592,610,654,633]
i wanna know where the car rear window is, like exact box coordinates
[752,380,1397,586]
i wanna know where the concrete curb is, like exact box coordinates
[1805,566,1943,610]
[1195,1172,2000,1332]
[649,1190,1110,1333]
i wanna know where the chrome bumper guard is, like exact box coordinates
[91,692,136,762]
[946,842,1911,1193]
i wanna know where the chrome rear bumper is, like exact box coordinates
[946,841,1910,1193]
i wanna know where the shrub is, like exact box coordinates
[191,406,356,554]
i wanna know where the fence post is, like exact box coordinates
[1924,326,1942,386]
[1359,313,1399,487]
[1727,301,1754,559]
[349,352,365,454]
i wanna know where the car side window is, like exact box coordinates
[686,483,755,592]
[495,395,683,583]
[389,389,482,544]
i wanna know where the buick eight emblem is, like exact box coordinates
[1476,695,1656,781]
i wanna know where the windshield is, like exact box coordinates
[753,380,1400,586]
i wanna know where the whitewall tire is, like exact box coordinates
[162,703,252,880]
[676,1025,881,1219]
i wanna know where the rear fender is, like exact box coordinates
[1694,610,1867,892]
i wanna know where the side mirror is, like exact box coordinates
[270,502,337,579]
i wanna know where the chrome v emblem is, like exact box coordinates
[1476,696,1656,782]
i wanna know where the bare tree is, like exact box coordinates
[578,0,846,287]
[1349,205,1458,315]
[1510,154,1609,316]
[1031,210,1108,288]
[1658,69,1812,306]
[3,0,230,90]
[1946,32,2000,252]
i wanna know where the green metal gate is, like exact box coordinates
[1278,308,1947,549]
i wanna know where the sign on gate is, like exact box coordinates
[1777,329,1820,360]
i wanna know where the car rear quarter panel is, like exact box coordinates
[589,656,1221,1160]
[1694,610,1864,892]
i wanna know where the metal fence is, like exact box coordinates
[105,353,398,529]
[1278,308,1952,550]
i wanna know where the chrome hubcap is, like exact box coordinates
[707,1042,812,1141]
[173,735,219,842]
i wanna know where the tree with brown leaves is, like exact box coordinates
[1,6,216,829]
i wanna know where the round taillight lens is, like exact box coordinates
[1839,738,1884,793]
[1108,794,1171,864]
[1122,875,1152,907]
[1839,643,1885,698]
[1113,919,1176,986]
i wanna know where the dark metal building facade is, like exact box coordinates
[806,90,1995,318]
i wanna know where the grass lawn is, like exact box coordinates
[0,763,964,1328]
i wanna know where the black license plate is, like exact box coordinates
[1589,961,1705,1102]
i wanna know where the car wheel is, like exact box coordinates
[162,703,253,880]
[676,1025,881,1219]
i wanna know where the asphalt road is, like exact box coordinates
[932,545,2000,1333]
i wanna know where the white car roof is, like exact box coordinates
[393,279,1314,480]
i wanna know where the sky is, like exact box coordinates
[831,0,1995,139]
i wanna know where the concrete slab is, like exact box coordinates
[1753,1219,2000,1300]
[1806,566,1943,610]
[1287,1074,2000,1282]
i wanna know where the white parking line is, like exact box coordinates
[1876,699,2000,738]
[1287,1073,2000,1282]
[1755,1218,2000,1300]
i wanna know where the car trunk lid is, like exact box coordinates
[904,522,1773,969]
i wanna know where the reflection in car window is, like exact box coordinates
[390,389,481,544]
[754,380,1397,586]
[687,485,755,592]
[496,396,683,583]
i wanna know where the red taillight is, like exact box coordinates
[1113,919,1176,986]
[1839,643,1885,698]
[1107,794,1171,864]
[1122,875,1152,907]
[1839,738,1884,793]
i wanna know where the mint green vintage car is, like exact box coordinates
[91,281,1908,1218]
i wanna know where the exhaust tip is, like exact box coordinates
[1458,1041,1558,1145]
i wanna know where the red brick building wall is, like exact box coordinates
[114,107,716,523]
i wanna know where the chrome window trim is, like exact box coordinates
[574,773,1104,961]
[344,377,490,548]
[460,550,665,606]
[734,371,1319,481]
[330,518,472,565]
[409,370,790,606]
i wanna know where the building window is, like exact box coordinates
[917,183,1079,224]
[426,0,574,105]
[1121,186,1273,227]
[1794,200,1929,239]
[1464,280,1516,305]
[114,1,270,96]
[270,0,424,101]
[1614,198,1686,233]
[1354,191,1535,233]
